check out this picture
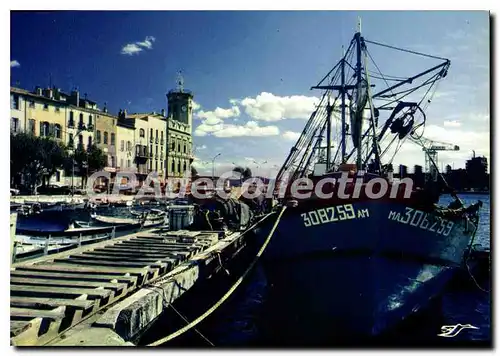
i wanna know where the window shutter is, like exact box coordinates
[49,123,55,137]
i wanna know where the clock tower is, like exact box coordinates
[166,72,194,128]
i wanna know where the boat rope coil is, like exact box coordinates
[146,206,287,346]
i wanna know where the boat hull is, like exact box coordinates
[254,200,475,342]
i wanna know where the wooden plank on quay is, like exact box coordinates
[10,277,128,292]
[11,285,112,299]
[10,296,95,310]
[82,250,192,261]
[56,257,169,270]
[11,306,66,321]
[10,270,138,286]
[15,263,151,276]
[10,320,32,336]
[70,253,180,264]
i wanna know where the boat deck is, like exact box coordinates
[10,228,222,346]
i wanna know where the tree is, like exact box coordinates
[70,144,107,188]
[191,165,199,179]
[10,133,67,193]
[242,167,252,181]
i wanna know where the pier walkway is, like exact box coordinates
[9,217,267,346]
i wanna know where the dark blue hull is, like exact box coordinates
[254,200,475,341]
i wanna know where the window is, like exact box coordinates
[10,118,19,133]
[29,101,35,108]
[149,160,152,171]
[171,160,175,174]
[150,145,153,157]
[161,161,163,171]
[110,133,115,146]
[177,161,181,173]
[139,128,145,138]
[54,124,61,139]
[150,128,153,141]
[28,119,35,135]
[127,141,132,151]
[43,103,49,111]
[40,122,50,137]
[178,143,180,152]
[127,160,131,168]
[69,133,74,147]
[103,131,108,144]
[171,141,175,150]
[88,115,93,127]
[69,112,74,127]
[78,134,84,150]
[184,162,187,172]
[183,144,186,153]
[96,130,101,144]
[11,95,19,110]
[88,136,92,149]
[120,140,124,152]
[79,113,84,128]
[55,106,60,113]
[155,145,158,156]
[155,161,158,172]
[56,171,61,182]
[160,131,164,145]
[111,156,115,168]
[120,159,124,169]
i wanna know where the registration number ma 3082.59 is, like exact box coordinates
[301,204,368,227]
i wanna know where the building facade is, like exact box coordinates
[11,82,197,189]
[166,89,194,178]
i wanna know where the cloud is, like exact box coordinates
[196,106,240,125]
[443,120,462,128]
[195,120,279,138]
[283,131,301,141]
[237,92,319,121]
[10,60,20,68]
[121,36,156,56]
[192,101,201,111]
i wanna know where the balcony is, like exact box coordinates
[78,122,85,131]
[160,139,164,146]
[155,138,159,144]
[87,124,94,131]
[68,121,75,128]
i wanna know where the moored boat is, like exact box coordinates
[252,22,482,344]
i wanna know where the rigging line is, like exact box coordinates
[377,75,441,110]
[377,71,441,99]
[169,303,215,346]
[366,69,410,81]
[365,47,397,105]
[367,75,406,82]
[364,39,450,61]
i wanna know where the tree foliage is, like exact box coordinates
[11,133,68,193]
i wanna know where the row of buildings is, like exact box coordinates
[10,84,195,187]
[393,154,489,191]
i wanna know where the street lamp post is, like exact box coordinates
[212,153,221,182]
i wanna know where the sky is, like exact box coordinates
[10,10,490,176]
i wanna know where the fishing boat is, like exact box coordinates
[253,22,483,344]
[90,211,165,228]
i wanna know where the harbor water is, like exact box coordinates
[138,193,491,347]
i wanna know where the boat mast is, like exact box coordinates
[355,17,363,170]
[326,93,332,171]
[340,47,346,164]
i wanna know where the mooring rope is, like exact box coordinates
[146,205,287,346]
